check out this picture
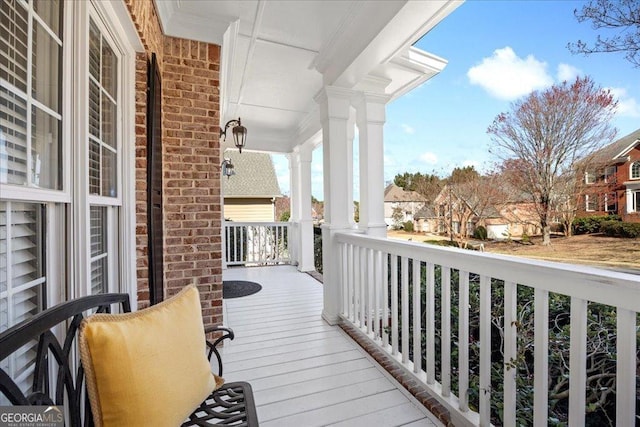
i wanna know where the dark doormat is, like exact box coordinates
[223,281,262,299]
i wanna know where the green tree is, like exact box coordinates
[447,165,480,185]
[393,172,442,200]
[279,210,290,222]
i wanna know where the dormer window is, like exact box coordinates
[631,161,640,180]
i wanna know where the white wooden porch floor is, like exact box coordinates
[221,266,441,427]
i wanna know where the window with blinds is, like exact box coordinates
[0,201,46,400]
[88,19,118,198]
[1,0,62,190]
[90,206,108,294]
[1,0,62,399]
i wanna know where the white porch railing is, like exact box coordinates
[336,232,639,426]
[224,222,291,266]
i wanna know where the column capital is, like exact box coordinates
[353,91,391,126]
[314,86,354,122]
[294,143,314,163]
[352,91,392,107]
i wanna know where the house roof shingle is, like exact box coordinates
[585,128,640,165]
[222,150,281,198]
[384,184,427,203]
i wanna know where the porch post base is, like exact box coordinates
[322,310,340,325]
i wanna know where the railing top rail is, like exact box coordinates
[224,221,290,227]
[336,231,640,312]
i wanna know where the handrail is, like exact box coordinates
[335,231,639,426]
[224,221,291,266]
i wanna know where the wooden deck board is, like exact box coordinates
[221,266,440,427]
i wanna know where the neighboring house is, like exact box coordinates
[413,205,437,233]
[578,129,640,222]
[383,184,427,226]
[433,184,539,239]
[223,151,282,222]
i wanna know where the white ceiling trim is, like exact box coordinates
[220,20,239,122]
[229,0,266,120]
[308,1,361,72]
[243,34,319,55]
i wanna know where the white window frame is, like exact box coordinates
[584,171,596,184]
[585,195,597,212]
[604,166,616,183]
[67,0,139,301]
[630,161,640,180]
[604,193,617,213]
[1,0,69,310]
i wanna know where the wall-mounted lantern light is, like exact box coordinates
[220,118,247,153]
[221,158,235,179]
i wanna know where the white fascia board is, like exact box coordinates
[331,0,463,89]
[401,47,448,74]
[385,46,448,100]
[613,139,640,160]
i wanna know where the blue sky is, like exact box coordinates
[273,0,639,200]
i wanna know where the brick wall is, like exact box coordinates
[162,38,222,328]
[124,0,223,329]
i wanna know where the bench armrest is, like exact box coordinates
[204,326,234,376]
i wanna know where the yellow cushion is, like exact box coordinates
[79,285,221,427]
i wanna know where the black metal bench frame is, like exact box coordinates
[0,293,258,426]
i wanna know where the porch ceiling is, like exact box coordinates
[155,0,462,153]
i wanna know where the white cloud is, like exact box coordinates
[401,124,416,135]
[556,63,582,82]
[420,152,438,165]
[609,87,640,118]
[467,47,553,100]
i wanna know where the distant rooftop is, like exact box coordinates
[384,183,427,203]
[222,150,281,198]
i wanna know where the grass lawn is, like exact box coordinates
[482,233,640,272]
[388,230,639,273]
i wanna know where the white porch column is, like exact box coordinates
[288,152,301,265]
[297,144,315,271]
[354,92,390,238]
[315,86,354,325]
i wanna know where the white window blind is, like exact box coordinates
[1,0,62,190]
[89,205,108,294]
[0,201,46,400]
[88,19,118,198]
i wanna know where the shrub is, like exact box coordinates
[403,220,414,232]
[521,233,530,243]
[473,225,487,240]
[279,210,290,222]
[313,227,323,273]
[572,215,621,235]
[600,220,640,238]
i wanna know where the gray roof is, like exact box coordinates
[384,184,427,203]
[585,128,640,165]
[222,150,281,198]
[414,205,436,218]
